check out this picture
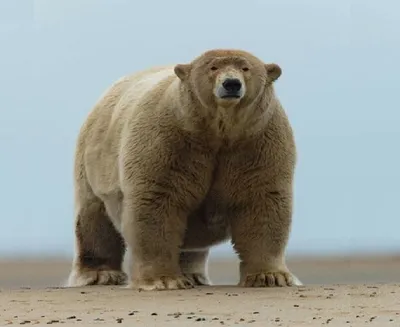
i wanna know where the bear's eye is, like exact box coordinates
[242,67,249,72]
[210,66,218,71]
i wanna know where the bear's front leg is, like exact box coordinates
[119,127,214,291]
[121,195,195,291]
[230,192,302,287]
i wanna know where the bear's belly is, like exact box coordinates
[181,199,231,251]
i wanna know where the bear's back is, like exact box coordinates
[79,65,176,148]
[113,65,177,120]
[76,65,177,198]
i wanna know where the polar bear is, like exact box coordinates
[66,48,302,290]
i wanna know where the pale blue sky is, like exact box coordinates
[0,0,399,258]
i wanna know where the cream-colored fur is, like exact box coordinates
[67,49,302,290]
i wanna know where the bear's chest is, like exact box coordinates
[198,170,244,229]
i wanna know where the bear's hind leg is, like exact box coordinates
[180,250,211,286]
[67,197,127,287]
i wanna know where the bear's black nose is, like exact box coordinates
[222,78,242,93]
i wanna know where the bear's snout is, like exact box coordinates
[215,76,245,101]
[222,78,242,95]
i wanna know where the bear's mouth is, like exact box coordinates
[220,94,241,99]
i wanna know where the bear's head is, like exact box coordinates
[174,49,281,110]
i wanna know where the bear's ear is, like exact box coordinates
[174,64,191,81]
[265,63,282,82]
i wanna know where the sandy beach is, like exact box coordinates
[1,255,399,326]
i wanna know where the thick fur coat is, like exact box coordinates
[67,49,302,290]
